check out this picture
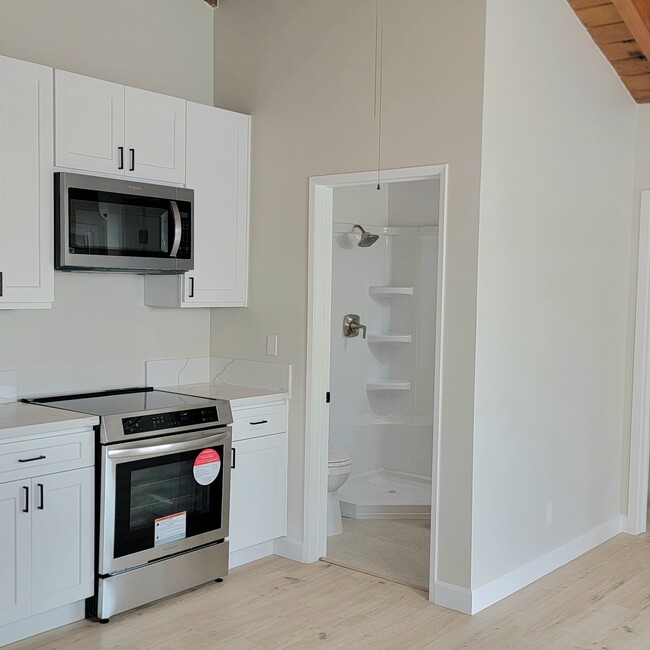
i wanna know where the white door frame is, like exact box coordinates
[628,191,650,535]
[303,164,448,601]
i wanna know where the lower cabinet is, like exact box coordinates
[0,467,94,629]
[228,400,288,558]
[229,433,288,553]
[0,480,31,627]
[31,468,94,616]
[0,428,95,645]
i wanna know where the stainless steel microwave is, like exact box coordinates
[55,172,193,274]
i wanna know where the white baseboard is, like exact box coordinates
[273,536,303,562]
[433,581,472,614]
[470,515,624,614]
[229,541,274,569]
[0,601,85,647]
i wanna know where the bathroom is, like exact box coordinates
[325,178,439,590]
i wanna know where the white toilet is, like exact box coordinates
[327,448,352,536]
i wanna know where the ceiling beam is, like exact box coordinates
[612,0,650,60]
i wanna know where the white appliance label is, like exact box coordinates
[193,448,221,486]
[154,511,187,547]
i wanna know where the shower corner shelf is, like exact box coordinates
[368,286,414,297]
[367,334,412,344]
[366,380,411,392]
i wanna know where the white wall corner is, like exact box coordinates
[273,536,303,563]
[470,515,624,615]
[0,370,18,402]
[433,581,473,615]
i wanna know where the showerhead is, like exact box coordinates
[353,224,380,248]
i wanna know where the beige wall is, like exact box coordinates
[212,0,486,588]
[472,0,636,587]
[0,0,214,395]
[0,0,214,104]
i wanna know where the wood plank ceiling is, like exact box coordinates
[568,0,650,102]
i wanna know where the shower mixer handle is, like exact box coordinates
[343,314,367,339]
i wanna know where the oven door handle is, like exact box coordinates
[169,200,182,258]
[107,431,230,460]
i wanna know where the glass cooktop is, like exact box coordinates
[26,387,214,417]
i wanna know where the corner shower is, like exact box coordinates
[326,179,438,589]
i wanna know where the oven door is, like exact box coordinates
[99,427,231,575]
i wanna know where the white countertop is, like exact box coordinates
[164,383,289,408]
[0,401,99,443]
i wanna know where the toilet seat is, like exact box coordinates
[328,448,351,466]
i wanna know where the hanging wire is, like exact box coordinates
[374,0,384,190]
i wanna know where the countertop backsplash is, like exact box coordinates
[146,356,292,397]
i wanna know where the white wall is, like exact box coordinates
[0,0,214,395]
[388,179,439,227]
[211,0,486,589]
[472,0,636,588]
[633,107,650,506]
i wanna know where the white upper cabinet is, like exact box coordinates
[124,87,185,183]
[145,103,250,308]
[54,71,124,175]
[0,56,54,309]
[55,71,185,183]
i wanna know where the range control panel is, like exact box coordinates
[122,406,219,435]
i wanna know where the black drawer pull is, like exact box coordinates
[250,420,268,426]
[18,455,46,463]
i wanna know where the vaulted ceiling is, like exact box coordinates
[568,0,650,102]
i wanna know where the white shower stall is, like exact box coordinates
[328,179,438,520]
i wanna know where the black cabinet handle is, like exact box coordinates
[18,455,46,463]
[0,271,3,297]
[118,146,124,170]
[189,277,195,298]
[22,486,29,513]
[231,447,236,469]
[37,483,44,510]
[250,420,268,426]
[129,148,135,171]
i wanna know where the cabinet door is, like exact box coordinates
[31,467,94,615]
[229,433,287,552]
[0,56,54,308]
[55,70,125,174]
[0,480,31,627]
[124,87,185,183]
[184,103,250,306]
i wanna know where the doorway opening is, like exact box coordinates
[303,165,447,599]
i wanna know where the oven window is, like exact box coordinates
[113,446,224,559]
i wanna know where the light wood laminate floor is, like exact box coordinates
[326,517,430,590]
[10,528,650,649]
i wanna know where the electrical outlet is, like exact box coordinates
[545,502,553,525]
[266,334,278,356]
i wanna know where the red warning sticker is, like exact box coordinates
[193,448,221,486]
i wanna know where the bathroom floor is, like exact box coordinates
[325,517,430,590]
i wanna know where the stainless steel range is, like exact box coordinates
[25,387,232,622]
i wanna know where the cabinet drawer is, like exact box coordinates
[231,403,287,442]
[0,431,94,483]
